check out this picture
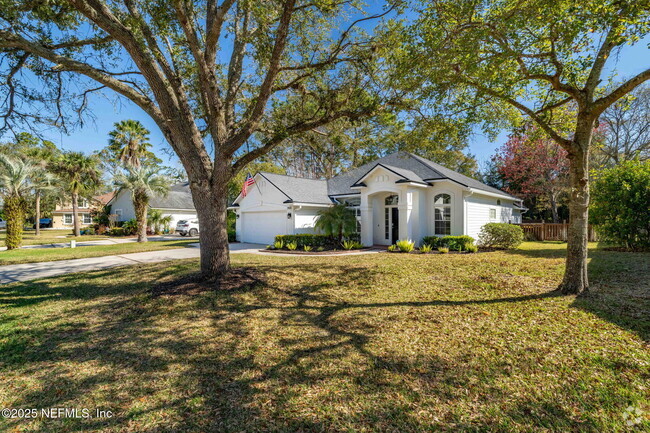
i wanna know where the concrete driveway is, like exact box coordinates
[0,243,264,284]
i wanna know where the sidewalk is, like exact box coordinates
[0,235,191,251]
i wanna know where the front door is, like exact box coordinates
[391,207,399,244]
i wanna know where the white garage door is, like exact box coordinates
[241,211,287,244]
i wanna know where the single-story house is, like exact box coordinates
[229,151,525,245]
[108,182,196,226]
[52,191,115,229]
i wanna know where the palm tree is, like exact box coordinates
[52,152,101,237]
[31,171,56,236]
[108,120,152,168]
[0,155,36,249]
[314,204,358,244]
[147,208,173,235]
[114,167,170,242]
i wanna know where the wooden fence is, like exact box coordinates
[516,223,599,242]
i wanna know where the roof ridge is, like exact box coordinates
[259,171,327,181]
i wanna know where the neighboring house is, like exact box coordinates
[51,191,115,229]
[229,151,526,245]
[108,182,196,226]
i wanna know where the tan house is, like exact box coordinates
[51,192,115,229]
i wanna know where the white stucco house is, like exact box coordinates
[230,152,525,245]
[108,182,197,226]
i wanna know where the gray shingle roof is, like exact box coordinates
[246,151,519,205]
[149,182,196,210]
[259,172,331,204]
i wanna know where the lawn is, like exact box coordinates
[0,242,648,432]
[0,229,109,246]
[0,240,196,265]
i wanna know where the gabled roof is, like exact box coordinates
[257,172,331,204]
[148,182,196,210]
[232,152,519,206]
[328,151,519,200]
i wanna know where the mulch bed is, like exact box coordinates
[259,248,370,255]
[150,267,266,296]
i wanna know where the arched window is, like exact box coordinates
[385,194,399,206]
[434,193,451,235]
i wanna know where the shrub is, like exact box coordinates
[420,244,433,253]
[275,234,356,250]
[122,219,139,236]
[273,240,284,249]
[303,245,313,252]
[227,230,236,242]
[591,160,650,250]
[387,244,398,252]
[286,241,298,251]
[342,240,363,250]
[466,244,479,253]
[477,223,524,249]
[396,239,415,252]
[84,227,96,235]
[109,227,125,236]
[422,235,475,251]
[438,247,449,254]
[316,246,325,252]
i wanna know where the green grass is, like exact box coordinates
[0,242,648,432]
[0,229,110,246]
[0,240,196,265]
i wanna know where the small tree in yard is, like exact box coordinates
[403,0,650,293]
[591,160,650,250]
[315,204,358,245]
[0,1,398,278]
[494,128,569,223]
[0,155,36,249]
[114,168,170,242]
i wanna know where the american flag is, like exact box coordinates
[241,173,255,197]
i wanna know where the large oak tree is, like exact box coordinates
[400,0,650,293]
[0,0,397,277]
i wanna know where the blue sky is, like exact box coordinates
[7,28,649,171]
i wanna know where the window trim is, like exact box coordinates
[433,193,452,236]
[63,214,73,225]
[489,208,497,220]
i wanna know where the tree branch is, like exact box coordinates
[592,68,650,116]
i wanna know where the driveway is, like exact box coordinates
[0,243,264,284]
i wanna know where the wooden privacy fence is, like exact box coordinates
[516,223,599,242]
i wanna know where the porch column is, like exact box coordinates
[398,189,414,242]
[360,193,373,246]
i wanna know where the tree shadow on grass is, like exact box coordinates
[0,258,643,432]
[504,245,650,342]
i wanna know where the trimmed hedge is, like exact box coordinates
[421,235,475,251]
[274,233,360,249]
[477,223,524,249]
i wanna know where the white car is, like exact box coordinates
[0,218,5,230]
[176,219,199,237]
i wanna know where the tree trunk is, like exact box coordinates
[189,160,231,279]
[134,194,148,242]
[72,192,80,237]
[4,195,24,250]
[35,191,41,236]
[559,120,592,294]
[549,191,559,223]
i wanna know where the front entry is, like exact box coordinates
[383,194,400,245]
[391,207,399,244]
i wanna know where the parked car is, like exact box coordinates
[0,218,5,230]
[176,219,199,237]
[32,218,53,229]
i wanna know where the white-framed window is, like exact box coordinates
[496,199,501,206]
[82,213,92,224]
[338,197,361,233]
[489,208,497,220]
[64,214,73,225]
[434,193,451,235]
[79,198,89,208]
